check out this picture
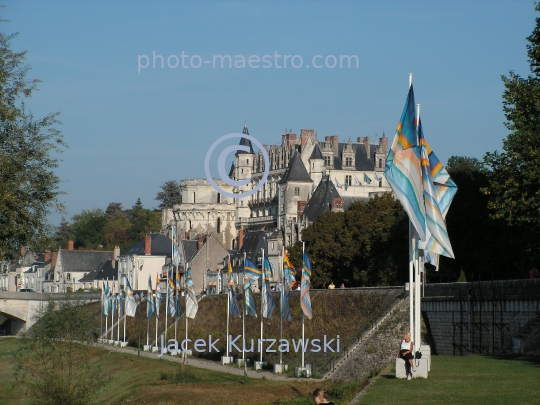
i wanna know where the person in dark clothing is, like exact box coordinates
[312,388,334,405]
[395,332,415,380]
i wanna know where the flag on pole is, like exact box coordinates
[344,181,348,191]
[184,268,198,319]
[354,175,362,186]
[262,257,275,319]
[124,278,137,317]
[384,84,426,241]
[102,282,110,316]
[154,273,162,318]
[175,268,181,316]
[416,119,457,258]
[301,251,313,320]
[112,287,117,314]
[167,274,176,317]
[228,259,240,317]
[335,178,342,188]
[244,258,261,318]
[118,284,124,317]
[282,251,296,322]
[374,171,382,181]
[364,173,372,184]
[171,226,181,267]
[147,275,155,318]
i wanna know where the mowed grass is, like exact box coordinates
[359,355,540,405]
[0,338,326,405]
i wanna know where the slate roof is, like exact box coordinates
[235,230,268,264]
[79,259,119,282]
[124,233,172,256]
[182,239,199,263]
[279,152,312,184]
[59,250,114,273]
[236,123,254,155]
[310,143,324,160]
[319,141,378,171]
[301,176,342,222]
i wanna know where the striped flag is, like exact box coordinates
[417,119,457,258]
[301,251,313,320]
[147,275,155,318]
[175,268,181,317]
[167,274,176,317]
[282,251,296,322]
[124,278,137,317]
[262,257,275,319]
[117,284,124,317]
[228,259,240,317]
[354,175,362,186]
[102,282,110,316]
[184,268,198,319]
[335,178,343,188]
[172,226,181,267]
[244,258,261,318]
[384,85,426,241]
[112,287,117,314]
[154,273,162,318]
[374,171,382,181]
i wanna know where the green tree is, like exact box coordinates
[155,180,182,210]
[70,209,106,250]
[13,295,110,404]
[483,4,540,263]
[0,25,66,258]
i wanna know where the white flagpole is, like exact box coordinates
[415,102,422,350]
[105,278,109,343]
[226,254,230,358]
[111,277,115,342]
[242,252,246,364]
[260,248,265,364]
[146,290,150,347]
[165,270,169,343]
[409,223,415,347]
[100,284,103,342]
[280,247,284,365]
[174,267,178,344]
[301,242,305,369]
[123,276,127,343]
[117,290,120,341]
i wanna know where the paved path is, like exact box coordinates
[97,342,321,382]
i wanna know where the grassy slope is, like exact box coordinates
[359,355,540,405]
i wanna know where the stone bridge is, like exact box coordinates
[0,291,101,335]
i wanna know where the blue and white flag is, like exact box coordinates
[301,251,313,320]
[228,259,240,317]
[172,226,181,267]
[335,178,343,188]
[124,278,137,317]
[147,275,155,318]
[154,273,162,318]
[354,176,362,186]
[374,171,382,181]
[102,282,110,316]
[262,257,275,319]
[184,268,198,319]
[244,258,261,318]
[364,173,372,184]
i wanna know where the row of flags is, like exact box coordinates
[227,249,313,321]
[335,172,382,190]
[101,268,199,320]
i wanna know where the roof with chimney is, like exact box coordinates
[124,233,172,257]
[279,151,313,184]
[57,250,114,273]
[301,176,342,222]
[318,140,381,171]
[79,259,119,282]
[236,123,254,155]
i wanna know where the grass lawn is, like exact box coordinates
[0,338,357,405]
[359,355,540,405]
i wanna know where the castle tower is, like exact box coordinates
[235,123,255,226]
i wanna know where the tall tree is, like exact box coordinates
[483,4,540,262]
[0,25,65,258]
[155,180,182,210]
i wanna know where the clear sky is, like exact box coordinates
[4,0,535,226]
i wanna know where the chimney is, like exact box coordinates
[238,227,244,249]
[68,240,74,251]
[325,136,339,155]
[379,132,388,153]
[197,235,204,251]
[363,136,371,157]
[300,129,313,152]
[297,201,308,220]
[145,235,152,255]
[44,250,51,262]
[114,245,120,261]
[330,198,344,212]
[51,251,58,267]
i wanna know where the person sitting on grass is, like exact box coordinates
[312,388,334,405]
[395,332,415,380]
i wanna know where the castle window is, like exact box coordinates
[217,193,221,203]
[345,157,353,167]
[247,159,249,164]
[324,156,331,166]
[294,187,300,196]
[345,175,352,186]
[379,158,383,168]
[217,218,221,234]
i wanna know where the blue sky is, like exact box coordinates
[5,0,535,226]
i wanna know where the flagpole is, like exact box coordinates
[301,242,305,369]
[147,290,150,347]
[409,223,415,347]
[100,284,103,342]
[165,270,169,343]
[112,278,115,342]
[117,290,120,342]
[123,276,127,343]
[280,247,284,366]
[242,252,246,365]
[226,254,230,358]
[259,248,265,364]
[174,266,178,344]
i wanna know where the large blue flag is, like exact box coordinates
[184,268,198,319]
[172,226,181,267]
[147,275,155,318]
[102,282,110,316]
[243,258,261,318]
[281,251,296,322]
[262,257,275,319]
[117,284,124,317]
[301,251,313,320]
[167,274,176,317]
[384,85,426,241]
[154,273,162,318]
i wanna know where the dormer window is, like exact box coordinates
[345,157,353,167]
[324,156,331,166]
